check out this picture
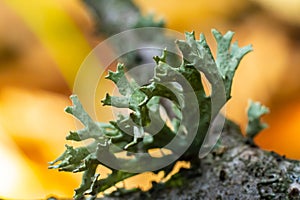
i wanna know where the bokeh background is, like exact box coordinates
[0,0,300,198]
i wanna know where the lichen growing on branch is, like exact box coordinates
[49,29,252,199]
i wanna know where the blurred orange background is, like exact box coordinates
[0,0,300,198]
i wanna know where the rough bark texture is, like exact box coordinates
[100,122,300,200]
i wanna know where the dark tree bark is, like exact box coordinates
[101,121,300,200]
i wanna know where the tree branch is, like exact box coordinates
[102,121,300,200]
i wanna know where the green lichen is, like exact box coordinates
[49,29,252,199]
[246,100,270,140]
